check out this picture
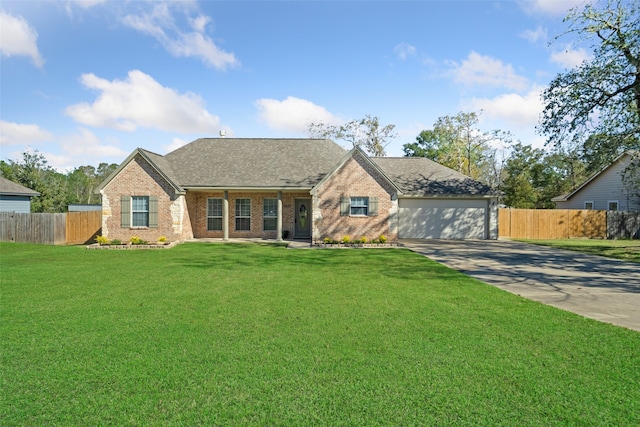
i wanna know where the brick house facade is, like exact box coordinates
[98,138,498,242]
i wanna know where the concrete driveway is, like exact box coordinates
[400,239,640,332]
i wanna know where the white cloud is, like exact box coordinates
[255,96,341,133]
[0,120,53,146]
[520,0,586,16]
[463,86,545,131]
[60,128,127,158]
[65,70,220,133]
[550,46,592,69]
[0,11,44,67]
[69,0,109,9]
[449,51,529,91]
[520,26,548,43]
[164,137,189,153]
[122,4,238,70]
[394,42,416,61]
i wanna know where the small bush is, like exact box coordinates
[130,236,147,245]
[378,235,387,244]
[341,235,351,244]
[110,239,122,245]
[323,237,332,244]
[360,236,367,244]
[158,236,167,243]
[95,235,109,245]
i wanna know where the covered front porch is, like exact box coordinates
[184,189,313,241]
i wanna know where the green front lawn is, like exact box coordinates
[518,239,640,262]
[1,242,639,425]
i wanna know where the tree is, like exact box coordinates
[0,150,68,212]
[539,0,640,161]
[402,111,511,187]
[307,115,396,156]
[67,163,117,205]
[0,150,118,212]
[501,143,586,209]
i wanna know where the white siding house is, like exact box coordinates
[552,152,639,211]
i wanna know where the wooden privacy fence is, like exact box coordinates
[0,211,101,245]
[499,209,639,239]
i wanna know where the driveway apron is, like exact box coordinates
[400,239,640,332]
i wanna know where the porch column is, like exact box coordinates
[277,191,283,241]
[223,190,229,241]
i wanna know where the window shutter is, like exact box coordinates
[149,196,158,228]
[369,197,378,216]
[121,196,130,228]
[340,197,350,216]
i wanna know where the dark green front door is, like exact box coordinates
[295,199,311,238]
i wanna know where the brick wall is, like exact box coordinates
[313,151,398,241]
[186,191,310,239]
[101,155,193,242]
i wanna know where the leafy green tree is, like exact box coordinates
[539,0,639,164]
[66,163,117,205]
[403,111,511,187]
[308,115,396,156]
[0,150,68,212]
[501,143,586,209]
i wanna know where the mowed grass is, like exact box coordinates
[1,242,639,425]
[519,238,640,263]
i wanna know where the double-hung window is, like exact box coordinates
[207,198,223,231]
[584,201,594,210]
[120,195,157,228]
[263,198,277,231]
[341,196,378,217]
[608,201,619,211]
[350,197,369,216]
[131,196,149,227]
[235,198,251,231]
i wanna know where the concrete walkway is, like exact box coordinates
[400,239,640,332]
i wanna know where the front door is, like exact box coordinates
[295,199,311,239]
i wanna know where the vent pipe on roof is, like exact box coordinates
[219,130,226,138]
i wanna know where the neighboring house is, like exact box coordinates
[553,152,639,211]
[68,204,102,212]
[0,177,40,213]
[97,138,499,242]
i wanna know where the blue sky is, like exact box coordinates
[1,0,596,171]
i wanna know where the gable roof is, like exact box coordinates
[164,138,347,189]
[552,151,636,202]
[311,146,401,195]
[372,156,495,197]
[0,176,40,197]
[96,148,184,195]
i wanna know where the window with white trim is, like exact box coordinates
[584,201,594,210]
[131,196,149,227]
[608,201,619,211]
[350,197,369,216]
[263,198,277,231]
[207,198,223,231]
[235,198,251,231]
[340,196,378,217]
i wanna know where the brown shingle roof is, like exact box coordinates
[0,176,40,196]
[372,157,494,196]
[164,138,347,188]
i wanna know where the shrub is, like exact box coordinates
[95,235,109,245]
[360,236,367,244]
[378,235,387,243]
[323,237,332,244]
[110,239,122,245]
[341,235,351,244]
[158,236,167,243]
[130,236,147,245]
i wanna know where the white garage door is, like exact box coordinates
[398,198,488,239]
